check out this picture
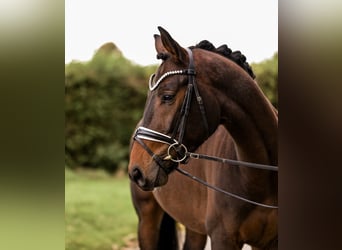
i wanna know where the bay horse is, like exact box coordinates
[128,27,278,250]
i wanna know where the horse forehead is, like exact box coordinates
[155,61,170,76]
[156,55,188,73]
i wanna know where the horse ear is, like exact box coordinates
[157,26,187,64]
[154,34,167,54]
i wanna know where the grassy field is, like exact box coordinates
[65,168,138,250]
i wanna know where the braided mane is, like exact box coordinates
[190,40,255,79]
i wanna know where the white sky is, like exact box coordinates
[65,0,277,66]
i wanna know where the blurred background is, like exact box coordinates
[64,41,277,249]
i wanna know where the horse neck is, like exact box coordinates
[222,81,277,167]
[200,55,278,167]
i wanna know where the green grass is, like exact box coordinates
[65,168,138,250]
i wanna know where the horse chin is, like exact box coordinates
[137,165,169,191]
[153,167,169,187]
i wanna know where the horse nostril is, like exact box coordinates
[131,167,145,185]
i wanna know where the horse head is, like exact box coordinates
[128,26,276,191]
[128,27,222,190]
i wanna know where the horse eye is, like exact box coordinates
[161,94,175,102]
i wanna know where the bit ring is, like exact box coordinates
[166,143,188,163]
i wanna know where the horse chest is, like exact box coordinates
[152,175,208,234]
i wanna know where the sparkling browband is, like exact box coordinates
[149,69,195,91]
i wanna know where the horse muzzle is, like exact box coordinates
[129,164,169,191]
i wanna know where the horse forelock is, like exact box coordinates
[189,40,255,79]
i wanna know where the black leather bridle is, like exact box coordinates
[134,48,209,171]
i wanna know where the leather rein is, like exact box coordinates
[133,48,278,209]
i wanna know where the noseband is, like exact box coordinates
[134,48,209,168]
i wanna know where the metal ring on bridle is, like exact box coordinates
[167,143,188,163]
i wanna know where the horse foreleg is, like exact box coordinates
[130,181,164,250]
[130,181,179,250]
[138,209,164,250]
[183,228,207,250]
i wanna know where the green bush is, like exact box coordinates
[65,43,154,172]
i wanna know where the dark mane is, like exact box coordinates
[190,40,255,79]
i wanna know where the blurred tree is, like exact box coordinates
[65,43,155,172]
